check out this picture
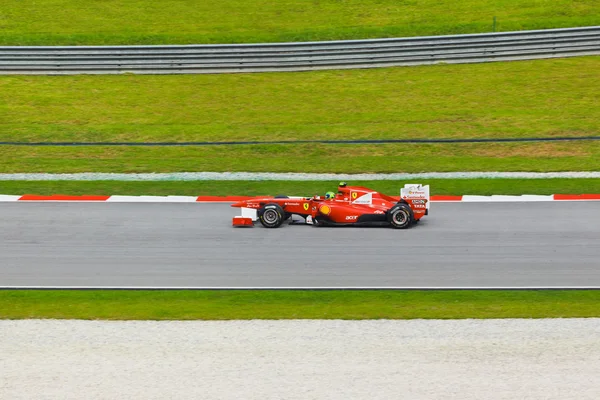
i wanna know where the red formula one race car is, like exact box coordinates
[231,182,429,229]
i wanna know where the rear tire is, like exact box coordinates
[387,204,413,229]
[258,203,285,228]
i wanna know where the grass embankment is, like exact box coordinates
[1,58,599,174]
[3,179,600,197]
[1,290,598,320]
[1,142,599,173]
[1,0,598,46]
[2,58,598,143]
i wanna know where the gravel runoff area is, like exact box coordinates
[1,319,599,399]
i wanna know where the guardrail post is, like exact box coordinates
[493,16,497,32]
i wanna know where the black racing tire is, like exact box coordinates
[273,196,292,220]
[387,204,414,229]
[258,203,285,228]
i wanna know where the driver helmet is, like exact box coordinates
[325,191,336,200]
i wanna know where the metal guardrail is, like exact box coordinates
[1,26,599,75]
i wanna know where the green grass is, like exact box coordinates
[2,179,600,197]
[2,58,599,144]
[1,0,598,46]
[1,290,598,320]
[1,141,599,173]
[2,58,599,175]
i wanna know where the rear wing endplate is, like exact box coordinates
[400,184,431,210]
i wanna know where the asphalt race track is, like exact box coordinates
[1,202,599,288]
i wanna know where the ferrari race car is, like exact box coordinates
[231,182,429,229]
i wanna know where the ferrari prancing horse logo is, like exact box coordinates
[351,192,358,200]
[303,203,309,211]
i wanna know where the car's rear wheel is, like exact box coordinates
[387,204,413,229]
[258,203,285,228]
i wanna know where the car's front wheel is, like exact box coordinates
[274,195,292,220]
[387,204,413,229]
[258,203,285,228]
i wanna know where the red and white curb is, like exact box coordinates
[1,194,600,202]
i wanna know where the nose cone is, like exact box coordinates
[231,201,245,208]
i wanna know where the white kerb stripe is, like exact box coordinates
[518,195,556,201]
[165,196,199,202]
[0,195,21,202]
[105,195,198,202]
[461,195,554,202]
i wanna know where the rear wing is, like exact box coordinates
[400,184,431,211]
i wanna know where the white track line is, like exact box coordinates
[2,286,599,290]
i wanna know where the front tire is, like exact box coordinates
[387,204,413,229]
[273,196,292,220]
[258,203,285,228]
